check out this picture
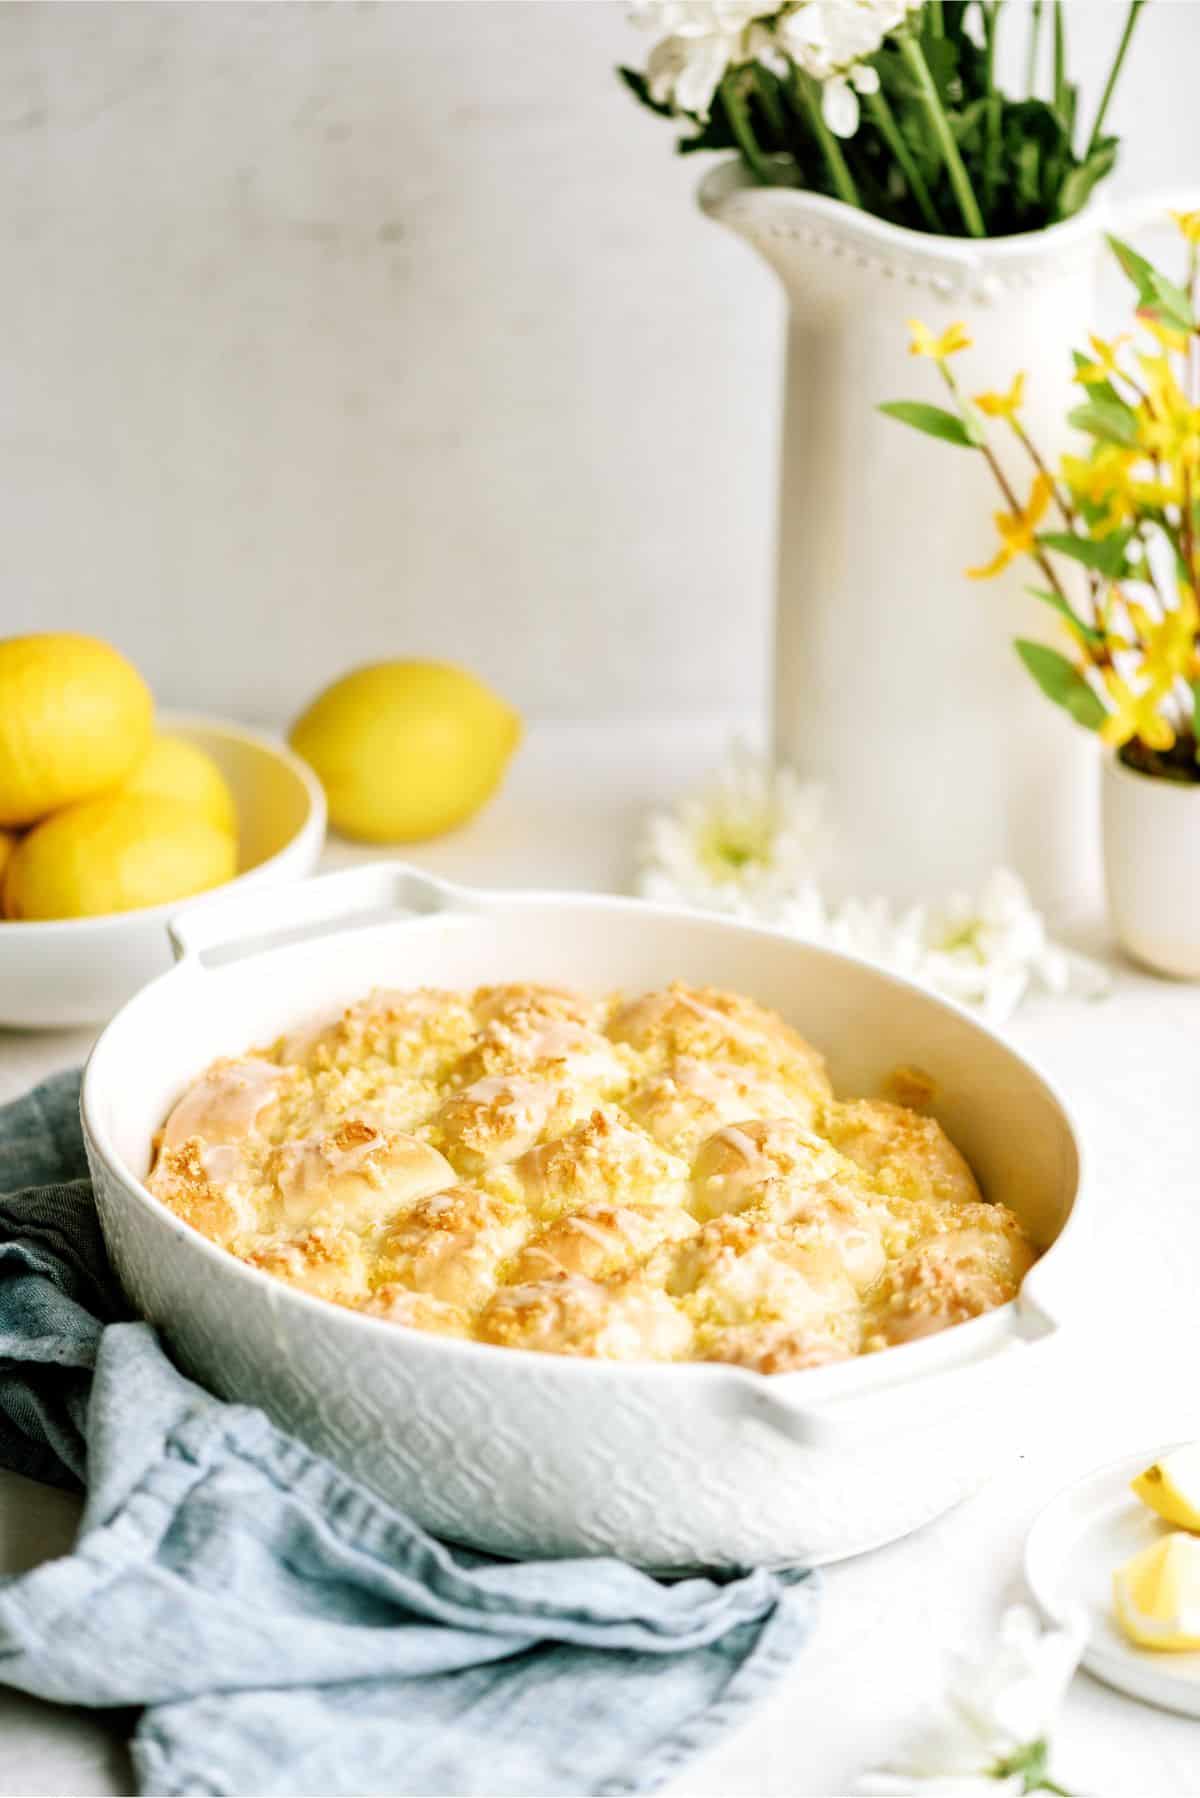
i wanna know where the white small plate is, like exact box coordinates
[1025,1444,1200,1718]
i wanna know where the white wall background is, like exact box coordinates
[2,1,1199,726]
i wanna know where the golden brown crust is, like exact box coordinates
[865,1214,1036,1348]
[374,1185,527,1310]
[689,1118,844,1222]
[510,1201,697,1285]
[477,1274,693,1362]
[606,983,833,1102]
[514,1108,689,1220]
[150,1140,241,1244]
[146,980,1035,1368]
[819,1099,981,1208]
[243,1226,369,1304]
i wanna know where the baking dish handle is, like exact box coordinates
[168,862,481,966]
[727,1284,1058,1450]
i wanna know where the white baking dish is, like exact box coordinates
[81,863,1083,1569]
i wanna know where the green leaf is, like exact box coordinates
[1028,586,1106,646]
[617,66,676,121]
[877,400,981,447]
[1145,272,1195,333]
[1106,233,1196,331]
[960,400,988,445]
[1039,527,1133,577]
[1138,294,1196,336]
[1015,640,1106,730]
[1070,349,1121,408]
[1067,398,1139,448]
[1056,140,1117,220]
[993,1738,1053,1790]
[1107,232,1158,297]
[1015,138,1042,210]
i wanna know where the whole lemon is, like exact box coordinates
[123,735,238,838]
[3,792,236,921]
[289,661,521,843]
[0,634,153,827]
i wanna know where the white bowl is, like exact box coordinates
[0,714,326,1029]
[82,863,1083,1569]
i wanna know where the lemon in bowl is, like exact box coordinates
[0,716,325,1028]
[2,792,237,922]
[289,660,520,843]
[123,733,239,838]
[0,633,152,826]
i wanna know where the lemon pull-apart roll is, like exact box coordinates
[148,981,1036,1370]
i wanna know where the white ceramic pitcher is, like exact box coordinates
[701,162,1192,912]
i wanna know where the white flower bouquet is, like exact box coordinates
[621,1,1146,238]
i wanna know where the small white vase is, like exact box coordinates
[699,164,1189,913]
[1102,753,1200,978]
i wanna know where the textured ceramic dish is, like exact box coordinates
[0,714,326,1029]
[82,864,1083,1569]
[1026,1446,1200,1718]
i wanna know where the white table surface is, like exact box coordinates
[2,717,1198,1798]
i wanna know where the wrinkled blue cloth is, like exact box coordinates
[0,1072,819,1797]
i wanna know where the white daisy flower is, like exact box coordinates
[635,744,829,917]
[914,868,1108,1023]
[631,0,779,32]
[645,31,739,117]
[860,1605,1087,1795]
[632,0,782,119]
[776,0,922,135]
[826,871,1110,1024]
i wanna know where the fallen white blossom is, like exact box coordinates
[859,1605,1087,1795]
[635,751,1109,1023]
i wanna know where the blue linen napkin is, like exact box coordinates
[0,1072,819,1797]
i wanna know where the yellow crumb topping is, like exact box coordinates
[147,980,1036,1369]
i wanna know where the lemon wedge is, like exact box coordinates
[1114,1533,1200,1651]
[1131,1444,1200,1532]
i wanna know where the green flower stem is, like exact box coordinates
[751,64,788,149]
[982,2,1002,210]
[938,362,1097,646]
[795,70,861,210]
[898,33,986,238]
[1087,0,1146,154]
[983,1,1003,88]
[720,74,780,186]
[865,88,941,232]
[1010,417,1076,532]
[984,92,1001,212]
[928,0,944,36]
[1052,1,1067,116]
[1026,0,1044,95]
[1183,464,1197,598]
